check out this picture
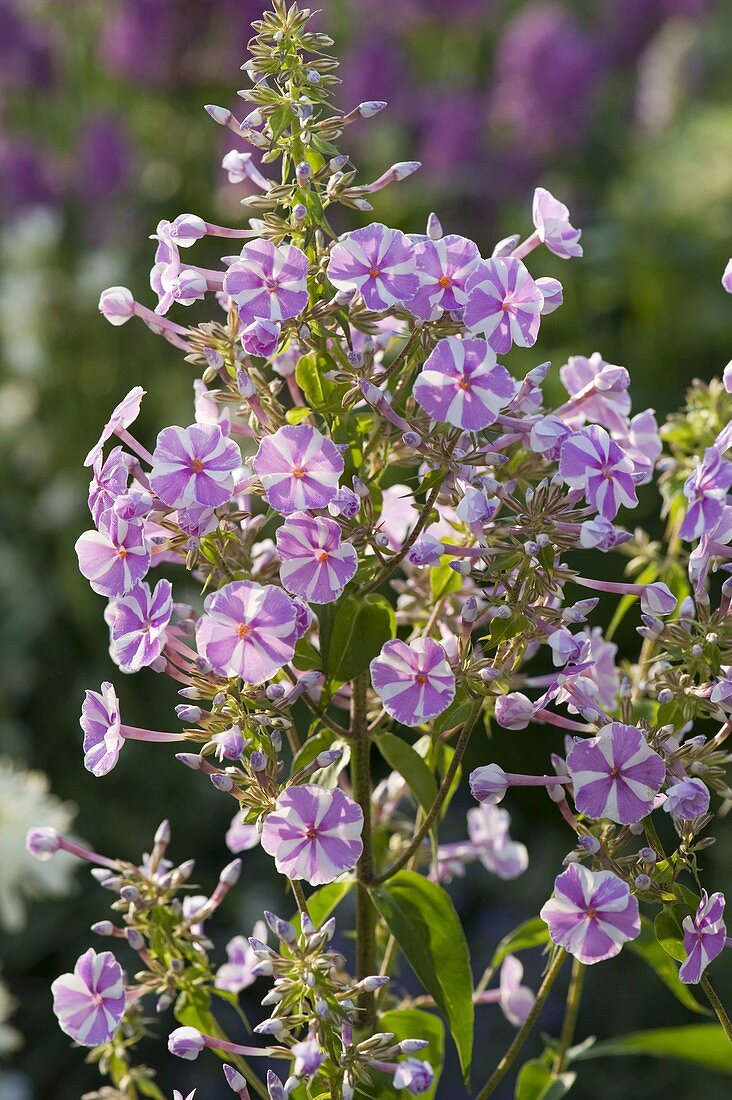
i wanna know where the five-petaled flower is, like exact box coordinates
[151,423,240,509]
[532,187,583,259]
[196,580,300,684]
[253,424,344,515]
[261,784,363,886]
[223,239,309,325]
[215,923,268,994]
[84,387,146,468]
[108,579,173,673]
[370,637,455,727]
[326,223,419,310]
[52,948,126,1046]
[413,336,516,431]
[680,446,732,542]
[566,722,665,825]
[559,424,638,520]
[409,233,480,319]
[276,511,358,604]
[540,864,640,964]
[75,514,151,598]
[80,682,124,776]
[679,890,727,984]
[464,257,544,353]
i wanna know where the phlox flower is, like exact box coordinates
[108,579,173,673]
[467,804,528,879]
[540,864,640,964]
[151,259,208,315]
[260,784,363,886]
[88,447,131,527]
[326,223,419,310]
[559,424,638,520]
[80,682,124,776]
[51,949,125,1047]
[663,777,710,821]
[464,257,544,354]
[532,187,583,259]
[253,424,344,514]
[84,387,146,468]
[412,337,515,431]
[223,239,308,325]
[679,891,727,984]
[151,424,240,509]
[276,511,357,604]
[559,353,630,434]
[680,446,732,542]
[409,234,480,319]
[392,1059,434,1094]
[75,513,150,597]
[499,955,536,1026]
[215,921,268,994]
[370,638,455,727]
[618,408,663,485]
[566,722,665,825]
[196,580,299,684]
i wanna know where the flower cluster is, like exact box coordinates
[28,2,732,1098]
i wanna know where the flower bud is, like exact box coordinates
[224,1065,249,1093]
[469,763,507,805]
[26,826,61,860]
[168,1026,205,1060]
[426,212,442,240]
[358,100,387,117]
[91,921,115,936]
[211,772,235,793]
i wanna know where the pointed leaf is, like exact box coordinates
[377,732,438,815]
[572,1025,732,1074]
[327,594,395,681]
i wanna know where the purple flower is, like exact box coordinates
[241,318,281,358]
[532,187,583,259]
[98,286,135,326]
[663,777,710,821]
[412,337,515,431]
[392,1058,434,1094]
[226,813,261,854]
[370,638,455,727]
[723,259,732,294]
[80,682,124,776]
[494,692,536,730]
[464,258,544,354]
[467,804,528,879]
[680,447,732,542]
[276,511,357,604]
[559,353,631,434]
[75,514,150,597]
[679,891,727,984]
[559,425,638,520]
[253,425,344,515]
[326,223,419,311]
[151,424,240,509]
[108,579,173,672]
[215,923,267,994]
[260,784,363,886]
[88,446,131,527]
[222,150,268,188]
[168,1026,205,1061]
[196,580,299,684]
[567,723,665,825]
[51,948,125,1046]
[499,955,535,1027]
[469,763,508,804]
[540,864,640,964]
[223,239,308,325]
[409,234,480,319]
[84,386,145,468]
[151,261,208,315]
[292,1035,325,1077]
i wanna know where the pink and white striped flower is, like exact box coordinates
[261,784,363,886]
[326,223,419,311]
[80,682,124,776]
[566,722,665,825]
[540,864,640,964]
[370,638,455,727]
[276,511,357,604]
[75,514,150,597]
[559,425,638,520]
[223,239,308,325]
[409,234,480,319]
[196,580,299,684]
[215,922,268,994]
[679,891,727,984]
[464,257,544,354]
[413,337,515,431]
[253,425,344,515]
[84,387,146,468]
[108,579,173,673]
[52,949,126,1047]
[532,187,583,260]
[151,424,240,509]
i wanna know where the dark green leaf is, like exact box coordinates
[629,917,707,1014]
[370,870,474,1082]
[490,918,551,970]
[359,1008,444,1100]
[328,594,395,681]
[572,1025,732,1074]
[515,1061,576,1100]
[377,731,438,815]
[654,905,689,963]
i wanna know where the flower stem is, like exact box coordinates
[701,975,732,1043]
[474,949,567,1100]
[371,699,483,885]
[350,672,377,1026]
[552,957,585,1074]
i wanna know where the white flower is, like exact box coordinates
[0,759,77,931]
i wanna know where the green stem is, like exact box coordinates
[371,700,483,885]
[291,879,310,920]
[356,479,444,597]
[701,975,732,1043]
[350,672,377,1026]
[553,957,585,1074]
[474,950,567,1100]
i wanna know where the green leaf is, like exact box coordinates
[370,870,474,1082]
[430,690,475,738]
[630,916,707,1015]
[285,405,314,425]
[295,350,348,412]
[377,731,438,815]
[654,905,689,963]
[327,594,395,681]
[515,1061,576,1100]
[292,637,323,670]
[305,880,354,927]
[485,612,529,648]
[361,1008,445,1100]
[572,1025,732,1074]
[429,560,463,602]
[490,917,551,970]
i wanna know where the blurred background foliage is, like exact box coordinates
[1,0,731,1097]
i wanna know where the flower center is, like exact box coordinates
[305,826,319,839]
[266,279,281,291]
[237,623,252,638]
[438,274,452,288]
[609,766,620,778]
[415,673,428,685]
[457,378,471,391]
[315,550,329,563]
[117,547,128,559]
[586,906,598,919]
[292,466,306,479]
[191,457,204,472]
[369,268,380,278]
